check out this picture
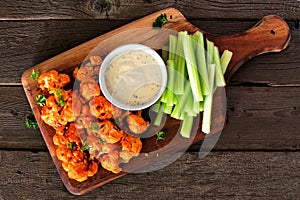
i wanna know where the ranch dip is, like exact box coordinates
[105,50,162,106]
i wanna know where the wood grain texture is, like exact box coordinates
[197,86,300,151]
[0,0,299,20]
[0,86,46,149]
[0,20,298,85]
[19,9,224,194]
[1,86,300,151]
[205,15,290,83]
[175,0,300,20]
[0,20,129,84]
[1,151,299,199]
[0,0,298,198]
[19,8,292,193]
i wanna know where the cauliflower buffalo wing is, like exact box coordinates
[38,70,70,93]
[89,96,113,120]
[37,55,148,182]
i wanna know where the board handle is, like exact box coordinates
[206,15,290,83]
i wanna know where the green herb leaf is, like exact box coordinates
[35,95,47,107]
[80,139,90,152]
[29,69,40,80]
[25,118,31,128]
[67,142,77,149]
[54,89,62,97]
[90,122,99,132]
[156,130,166,143]
[153,13,169,28]
[56,99,66,107]
[25,115,38,130]
[54,89,66,107]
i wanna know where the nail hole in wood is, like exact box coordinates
[270,30,276,35]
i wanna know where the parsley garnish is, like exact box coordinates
[54,89,66,107]
[156,131,166,143]
[67,142,77,149]
[25,115,38,130]
[80,139,90,152]
[90,122,99,132]
[35,95,47,107]
[56,99,66,107]
[29,69,40,80]
[153,13,169,28]
[54,89,62,97]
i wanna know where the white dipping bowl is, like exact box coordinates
[99,44,167,111]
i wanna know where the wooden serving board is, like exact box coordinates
[22,8,290,195]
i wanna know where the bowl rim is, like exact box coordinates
[99,43,167,111]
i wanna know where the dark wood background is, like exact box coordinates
[0,0,299,199]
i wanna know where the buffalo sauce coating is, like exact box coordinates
[105,50,162,106]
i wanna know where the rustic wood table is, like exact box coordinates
[0,1,299,199]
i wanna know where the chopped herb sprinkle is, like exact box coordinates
[29,69,40,80]
[25,115,39,130]
[153,13,169,28]
[80,139,90,152]
[67,142,77,149]
[35,95,47,107]
[156,130,166,143]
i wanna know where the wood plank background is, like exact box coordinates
[1,151,299,199]
[0,0,299,199]
[1,20,300,85]
[0,0,299,20]
[1,86,300,151]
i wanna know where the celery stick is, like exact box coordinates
[151,102,161,113]
[154,105,164,126]
[206,39,214,65]
[182,32,203,102]
[165,60,175,105]
[202,64,215,134]
[179,55,187,79]
[179,81,192,108]
[173,94,179,105]
[182,82,193,114]
[207,64,215,97]
[169,35,177,60]
[164,90,176,106]
[183,96,193,113]
[199,101,204,111]
[195,31,210,96]
[220,50,233,74]
[159,88,168,103]
[213,46,226,87]
[171,102,182,119]
[168,36,177,100]
[166,36,184,112]
[193,99,201,114]
[173,32,186,95]
[180,114,194,138]
[162,103,173,114]
[166,92,176,106]
[187,111,197,117]
[171,81,191,119]
[202,94,213,134]
[191,34,199,42]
